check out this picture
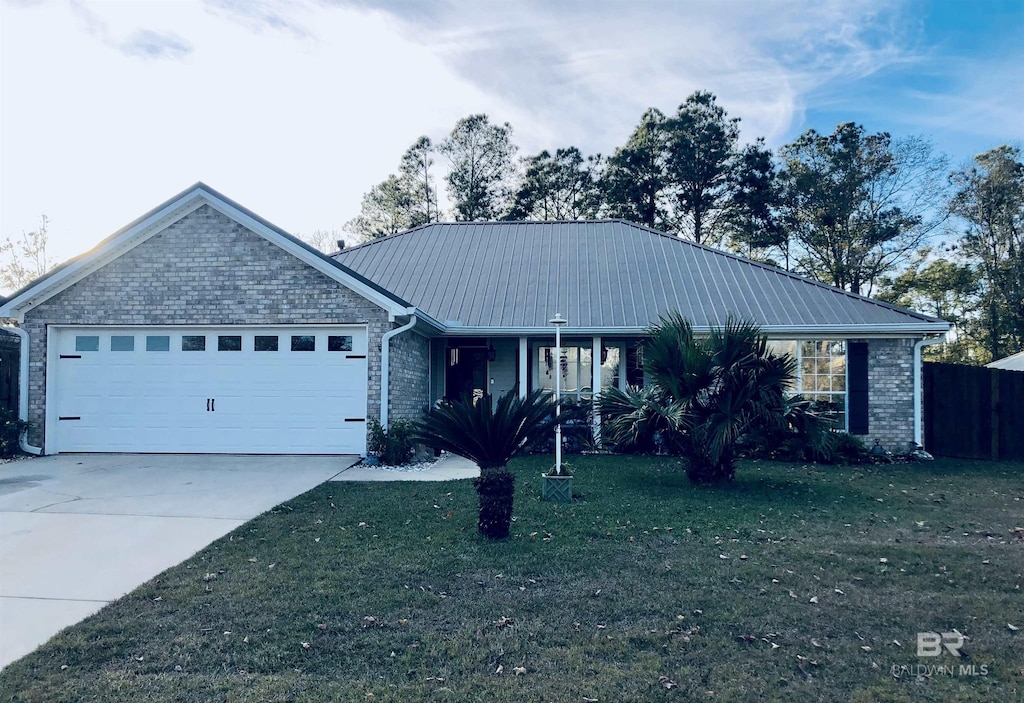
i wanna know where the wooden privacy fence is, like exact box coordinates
[923,362,1024,461]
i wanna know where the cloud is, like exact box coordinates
[118,30,192,60]
[64,0,192,60]
[203,0,314,40]
[325,0,915,152]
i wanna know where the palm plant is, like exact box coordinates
[413,390,558,538]
[601,313,832,484]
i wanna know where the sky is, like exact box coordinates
[1,0,1022,265]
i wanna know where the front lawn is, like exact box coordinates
[2,456,1022,702]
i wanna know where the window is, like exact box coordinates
[535,345,593,401]
[768,339,847,429]
[75,335,99,352]
[110,335,134,352]
[255,335,279,352]
[146,335,170,352]
[291,335,315,352]
[328,335,353,352]
[182,335,206,351]
[218,335,242,351]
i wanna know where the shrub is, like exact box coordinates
[367,418,416,466]
[0,408,27,459]
[601,314,833,484]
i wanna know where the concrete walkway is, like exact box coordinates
[330,453,479,482]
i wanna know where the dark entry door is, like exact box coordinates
[446,348,487,401]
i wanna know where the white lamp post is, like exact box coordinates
[549,313,567,475]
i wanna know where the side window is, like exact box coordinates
[328,335,353,352]
[182,335,206,351]
[110,335,135,352]
[75,335,100,352]
[291,335,315,352]
[146,335,170,352]
[218,335,242,352]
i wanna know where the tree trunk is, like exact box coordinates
[474,466,515,539]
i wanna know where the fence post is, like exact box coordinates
[990,369,1000,461]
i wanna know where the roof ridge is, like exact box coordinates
[333,219,639,258]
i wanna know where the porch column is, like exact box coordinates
[518,337,528,399]
[592,336,602,446]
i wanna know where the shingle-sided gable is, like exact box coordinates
[335,221,948,333]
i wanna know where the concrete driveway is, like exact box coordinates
[0,453,358,669]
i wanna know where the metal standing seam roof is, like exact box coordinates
[334,220,948,332]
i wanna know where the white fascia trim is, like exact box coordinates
[0,196,207,319]
[442,323,951,337]
[199,194,407,317]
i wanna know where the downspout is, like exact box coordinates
[379,314,418,428]
[913,335,946,448]
[2,324,43,455]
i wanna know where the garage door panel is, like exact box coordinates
[51,327,369,454]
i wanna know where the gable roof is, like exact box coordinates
[986,351,1024,371]
[0,182,436,326]
[335,220,949,335]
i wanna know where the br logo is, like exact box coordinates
[917,631,965,657]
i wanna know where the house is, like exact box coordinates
[0,183,949,456]
[986,351,1024,371]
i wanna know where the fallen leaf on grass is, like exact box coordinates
[494,665,503,675]
[809,596,818,604]
[494,616,514,628]
[658,676,677,689]
[513,666,526,676]
[1008,623,1019,632]
[301,642,311,649]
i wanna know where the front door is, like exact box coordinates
[445,347,487,401]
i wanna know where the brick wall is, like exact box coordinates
[22,204,397,448]
[388,331,431,422]
[861,337,917,451]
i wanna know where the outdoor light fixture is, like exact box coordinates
[487,343,497,362]
[549,313,568,475]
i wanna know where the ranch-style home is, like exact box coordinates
[0,183,949,457]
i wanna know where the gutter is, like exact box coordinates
[379,310,418,428]
[440,323,951,337]
[1,323,43,455]
[914,335,947,447]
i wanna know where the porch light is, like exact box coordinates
[549,313,568,475]
[487,343,497,362]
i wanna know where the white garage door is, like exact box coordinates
[49,326,368,454]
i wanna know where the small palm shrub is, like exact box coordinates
[413,390,558,539]
[601,313,833,485]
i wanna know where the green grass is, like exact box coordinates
[3,456,1023,702]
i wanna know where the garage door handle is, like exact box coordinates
[344,418,365,422]
[206,398,210,412]
[211,398,215,412]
